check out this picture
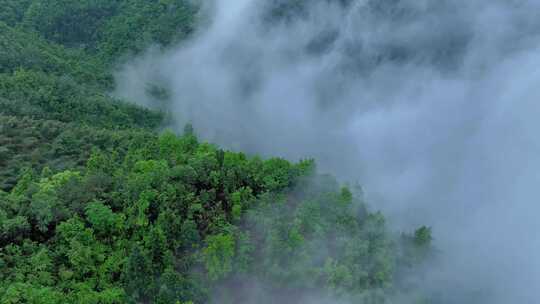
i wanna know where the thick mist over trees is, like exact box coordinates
[0,0,436,303]
[115,0,540,303]
[2,0,539,302]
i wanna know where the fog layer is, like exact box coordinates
[115,0,540,302]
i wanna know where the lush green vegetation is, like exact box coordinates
[1,129,430,303]
[0,1,432,303]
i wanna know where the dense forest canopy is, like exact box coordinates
[0,1,433,303]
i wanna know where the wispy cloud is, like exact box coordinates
[114,1,540,302]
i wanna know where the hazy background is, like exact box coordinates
[115,0,540,302]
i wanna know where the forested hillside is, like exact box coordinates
[0,1,432,303]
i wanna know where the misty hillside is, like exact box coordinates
[4,0,539,303]
[0,1,433,303]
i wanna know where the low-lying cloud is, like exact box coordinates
[114,0,540,302]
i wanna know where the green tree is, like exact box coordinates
[202,232,235,281]
[123,246,154,303]
[85,201,122,237]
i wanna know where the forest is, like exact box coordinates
[0,1,432,303]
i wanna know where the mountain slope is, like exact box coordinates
[0,1,431,303]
